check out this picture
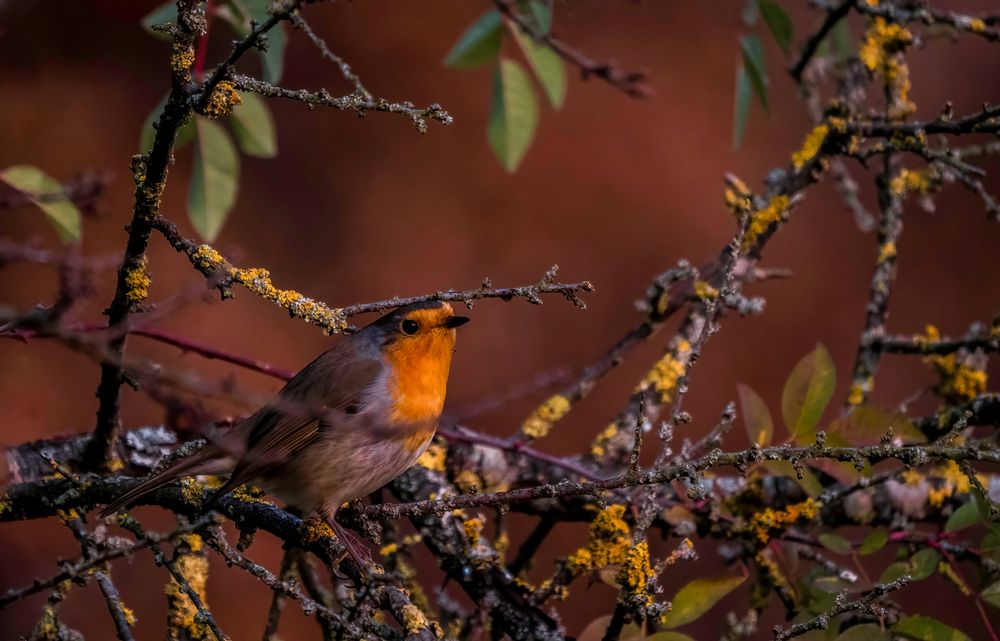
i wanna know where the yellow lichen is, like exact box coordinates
[889,168,937,196]
[454,469,481,493]
[591,423,618,458]
[968,18,986,33]
[860,18,913,71]
[495,530,510,555]
[202,81,242,119]
[124,257,151,304]
[399,603,430,635]
[231,484,272,505]
[637,338,693,400]
[521,394,572,439]
[566,505,631,573]
[229,266,348,333]
[742,194,790,250]
[617,541,654,595]
[180,478,206,508]
[463,517,484,543]
[859,18,915,119]
[301,518,335,544]
[928,460,972,506]
[166,551,210,640]
[877,241,897,264]
[901,469,924,486]
[181,533,204,553]
[416,442,447,472]
[692,280,719,300]
[192,244,226,271]
[750,498,821,543]
[724,175,752,215]
[846,380,871,407]
[921,325,988,404]
[828,116,848,133]
[170,45,196,73]
[122,606,137,627]
[791,124,830,170]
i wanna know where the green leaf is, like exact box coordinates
[243,0,285,83]
[141,1,177,41]
[982,581,1000,609]
[893,616,971,641]
[444,11,503,69]
[879,548,939,583]
[834,624,888,641]
[740,34,769,112]
[781,343,835,443]
[510,24,567,108]
[517,0,552,34]
[759,0,793,54]
[732,63,752,150]
[737,383,773,447]
[140,95,194,153]
[829,406,927,446]
[818,532,852,555]
[946,501,983,532]
[487,58,539,173]
[229,92,277,158]
[859,529,888,555]
[662,574,746,629]
[189,119,239,242]
[216,1,251,34]
[830,19,854,63]
[0,165,81,242]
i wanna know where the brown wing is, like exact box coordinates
[212,346,382,498]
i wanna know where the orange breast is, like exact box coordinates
[384,328,455,425]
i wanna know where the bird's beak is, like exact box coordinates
[444,315,470,328]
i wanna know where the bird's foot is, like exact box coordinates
[328,517,373,569]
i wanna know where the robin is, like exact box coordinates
[101,300,469,565]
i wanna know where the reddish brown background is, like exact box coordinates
[1,1,999,638]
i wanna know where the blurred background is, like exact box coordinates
[1,0,998,638]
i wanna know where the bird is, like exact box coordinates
[100,300,469,565]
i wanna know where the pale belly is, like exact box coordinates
[260,427,435,512]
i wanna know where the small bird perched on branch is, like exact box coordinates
[101,300,470,565]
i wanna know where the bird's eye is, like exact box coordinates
[400,319,419,335]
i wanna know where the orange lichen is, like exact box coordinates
[693,280,719,300]
[742,195,790,250]
[124,257,151,304]
[724,175,753,215]
[300,518,335,544]
[637,339,691,402]
[566,505,631,573]
[859,18,915,119]
[416,442,447,472]
[921,325,988,404]
[590,423,619,458]
[521,394,572,439]
[791,124,830,170]
[202,81,242,118]
[750,498,821,543]
[165,548,210,640]
[462,517,485,543]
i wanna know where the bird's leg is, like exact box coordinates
[319,504,372,569]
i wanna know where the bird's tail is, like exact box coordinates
[99,446,224,518]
